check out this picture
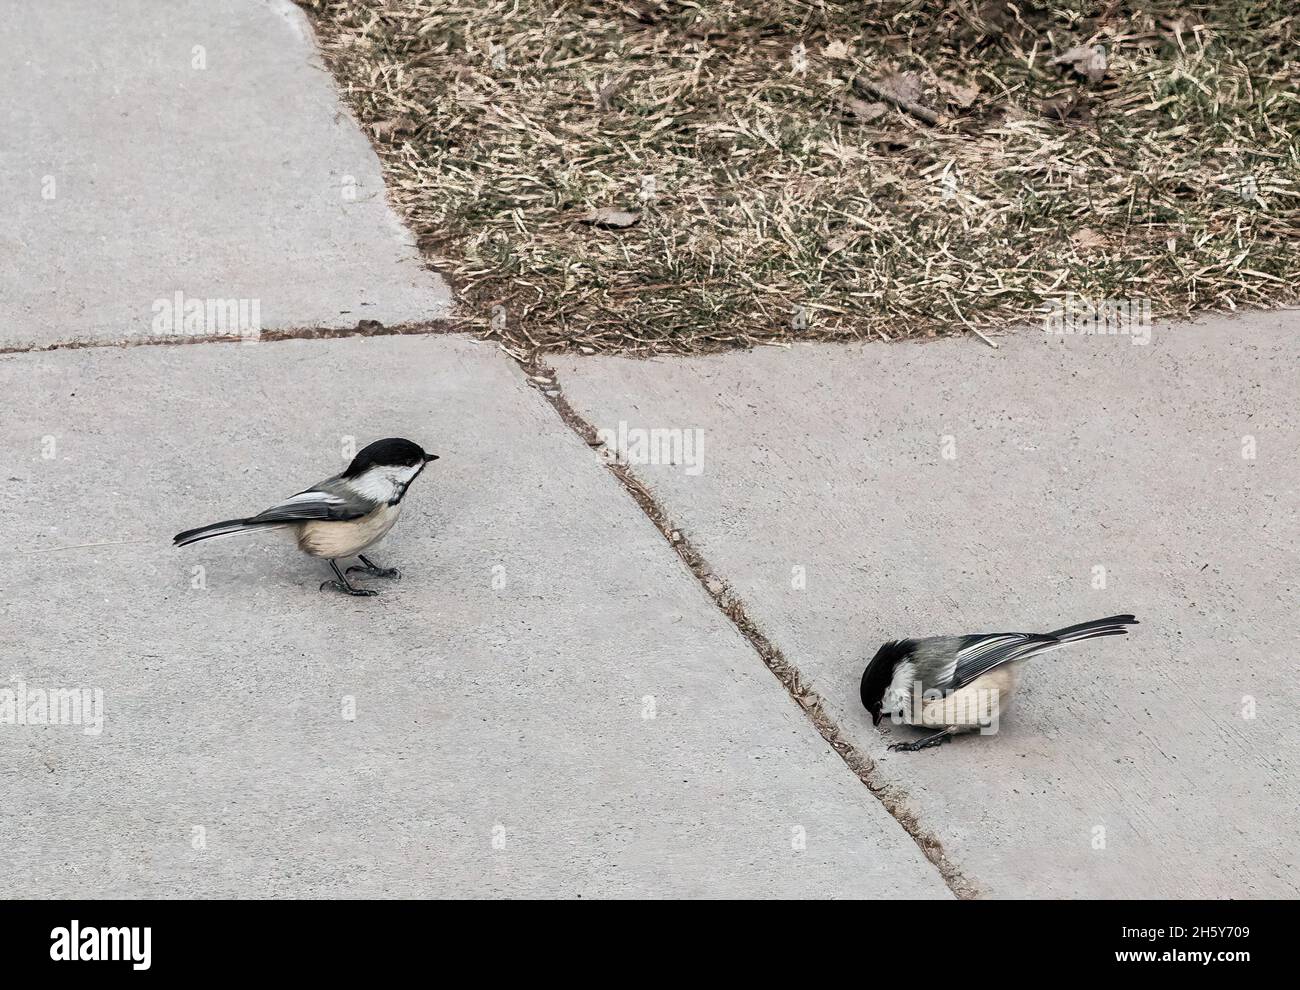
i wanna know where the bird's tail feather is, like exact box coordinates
[173,518,286,548]
[1048,613,1138,645]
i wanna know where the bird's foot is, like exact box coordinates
[888,731,953,753]
[319,580,378,597]
[348,555,401,580]
[346,564,401,580]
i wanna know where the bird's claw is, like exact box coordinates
[346,564,401,580]
[888,734,952,753]
[319,580,378,597]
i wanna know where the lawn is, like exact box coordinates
[297,1,1299,354]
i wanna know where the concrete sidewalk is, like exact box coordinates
[0,335,949,898]
[0,0,448,349]
[555,312,1300,898]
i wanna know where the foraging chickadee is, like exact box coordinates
[173,437,438,597]
[860,614,1138,751]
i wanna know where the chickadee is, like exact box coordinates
[860,614,1138,752]
[173,437,438,597]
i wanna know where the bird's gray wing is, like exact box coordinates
[906,635,977,690]
[948,632,1060,690]
[247,476,376,524]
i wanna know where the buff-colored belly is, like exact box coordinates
[296,503,401,559]
[910,664,1022,729]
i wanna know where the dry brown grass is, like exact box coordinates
[297,1,1299,355]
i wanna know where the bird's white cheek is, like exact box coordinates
[883,661,917,714]
[350,466,420,502]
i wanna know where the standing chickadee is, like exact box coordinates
[173,437,438,597]
[860,614,1138,751]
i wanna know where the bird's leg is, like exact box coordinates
[346,554,401,580]
[888,728,955,753]
[320,559,379,597]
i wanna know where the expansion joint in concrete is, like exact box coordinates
[510,351,979,900]
[0,319,470,356]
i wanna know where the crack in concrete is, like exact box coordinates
[0,318,469,356]
[512,351,979,899]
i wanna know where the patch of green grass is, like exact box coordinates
[297,0,1299,354]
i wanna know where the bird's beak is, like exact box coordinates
[871,710,882,727]
[425,453,439,462]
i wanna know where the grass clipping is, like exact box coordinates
[298,0,1299,355]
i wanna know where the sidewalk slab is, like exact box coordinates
[0,334,948,898]
[0,0,448,349]
[555,311,1300,898]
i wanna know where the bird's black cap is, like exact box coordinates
[343,438,437,477]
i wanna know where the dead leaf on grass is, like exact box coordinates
[369,116,416,139]
[592,74,625,111]
[877,71,923,105]
[936,78,980,108]
[843,97,888,123]
[1040,91,1092,121]
[1072,228,1110,250]
[577,207,640,229]
[1050,45,1108,84]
